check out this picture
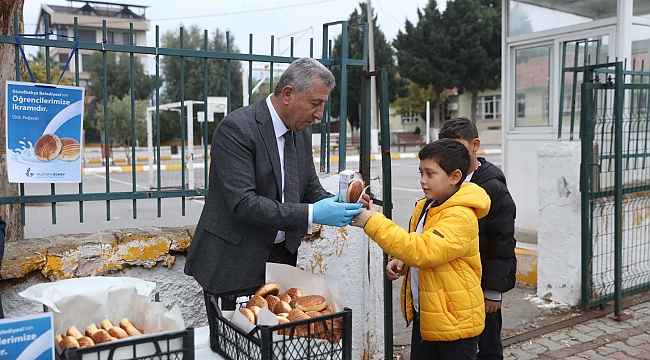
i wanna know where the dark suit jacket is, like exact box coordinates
[184,99,331,294]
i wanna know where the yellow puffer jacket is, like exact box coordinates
[364,182,490,341]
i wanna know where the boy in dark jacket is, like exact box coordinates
[387,117,517,359]
[439,117,517,359]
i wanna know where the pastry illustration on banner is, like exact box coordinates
[5,81,85,183]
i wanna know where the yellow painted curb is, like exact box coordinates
[515,247,538,285]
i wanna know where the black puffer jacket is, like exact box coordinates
[471,158,517,294]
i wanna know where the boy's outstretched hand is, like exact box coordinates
[386,258,405,280]
[351,194,376,228]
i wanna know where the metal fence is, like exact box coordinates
[1,12,402,360]
[564,56,650,313]
[0,12,367,225]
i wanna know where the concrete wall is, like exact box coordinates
[537,141,582,306]
[0,173,386,360]
[505,138,552,231]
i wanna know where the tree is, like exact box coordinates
[91,93,148,165]
[443,0,501,123]
[0,0,25,241]
[391,81,438,120]
[160,25,243,144]
[86,52,151,146]
[21,51,76,86]
[87,52,151,103]
[330,2,407,131]
[393,0,454,129]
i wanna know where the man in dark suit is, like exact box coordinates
[185,58,361,315]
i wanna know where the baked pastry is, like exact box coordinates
[34,133,62,161]
[285,287,302,300]
[346,179,364,203]
[108,326,129,339]
[246,295,268,309]
[277,293,291,303]
[66,326,84,339]
[101,319,114,331]
[312,318,327,339]
[306,311,322,318]
[276,316,289,325]
[287,308,306,318]
[239,308,255,324]
[90,329,114,344]
[265,295,280,312]
[273,300,292,314]
[286,310,313,337]
[329,318,344,343]
[255,282,280,297]
[320,305,334,315]
[85,323,99,337]
[248,305,261,323]
[58,336,80,350]
[55,333,64,343]
[57,137,80,161]
[77,336,95,347]
[119,318,144,336]
[294,295,328,312]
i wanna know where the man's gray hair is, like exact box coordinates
[273,58,336,96]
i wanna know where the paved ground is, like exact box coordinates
[391,283,576,359]
[391,284,650,359]
[504,301,650,359]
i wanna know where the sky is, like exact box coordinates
[22,0,438,60]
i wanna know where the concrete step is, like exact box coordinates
[515,228,538,286]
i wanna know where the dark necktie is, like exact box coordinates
[283,131,300,253]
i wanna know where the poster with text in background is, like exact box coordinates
[5,81,84,183]
[0,312,54,360]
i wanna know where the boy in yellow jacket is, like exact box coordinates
[352,139,491,359]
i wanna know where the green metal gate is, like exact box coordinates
[0,13,371,224]
[1,12,398,359]
[576,60,650,313]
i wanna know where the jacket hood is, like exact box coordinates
[471,157,507,187]
[434,182,490,220]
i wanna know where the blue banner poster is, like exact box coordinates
[0,312,54,360]
[5,81,85,183]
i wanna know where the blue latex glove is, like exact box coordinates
[313,194,363,227]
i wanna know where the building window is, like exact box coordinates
[476,95,501,120]
[78,29,95,43]
[122,32,136,45]
[514,45,551,127]
[401,112,419,124]
[106,31,114,44]
[516,93,526,118]
[81,54,92,72]
[57,53,68,70]
[56,25,68,36]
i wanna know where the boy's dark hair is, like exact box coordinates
[419,138,471,182]
[438,117,479,144]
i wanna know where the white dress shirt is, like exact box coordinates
[266,95,314,244]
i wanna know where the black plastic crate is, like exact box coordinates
[56,327,195,360]
[208,286,352,360]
